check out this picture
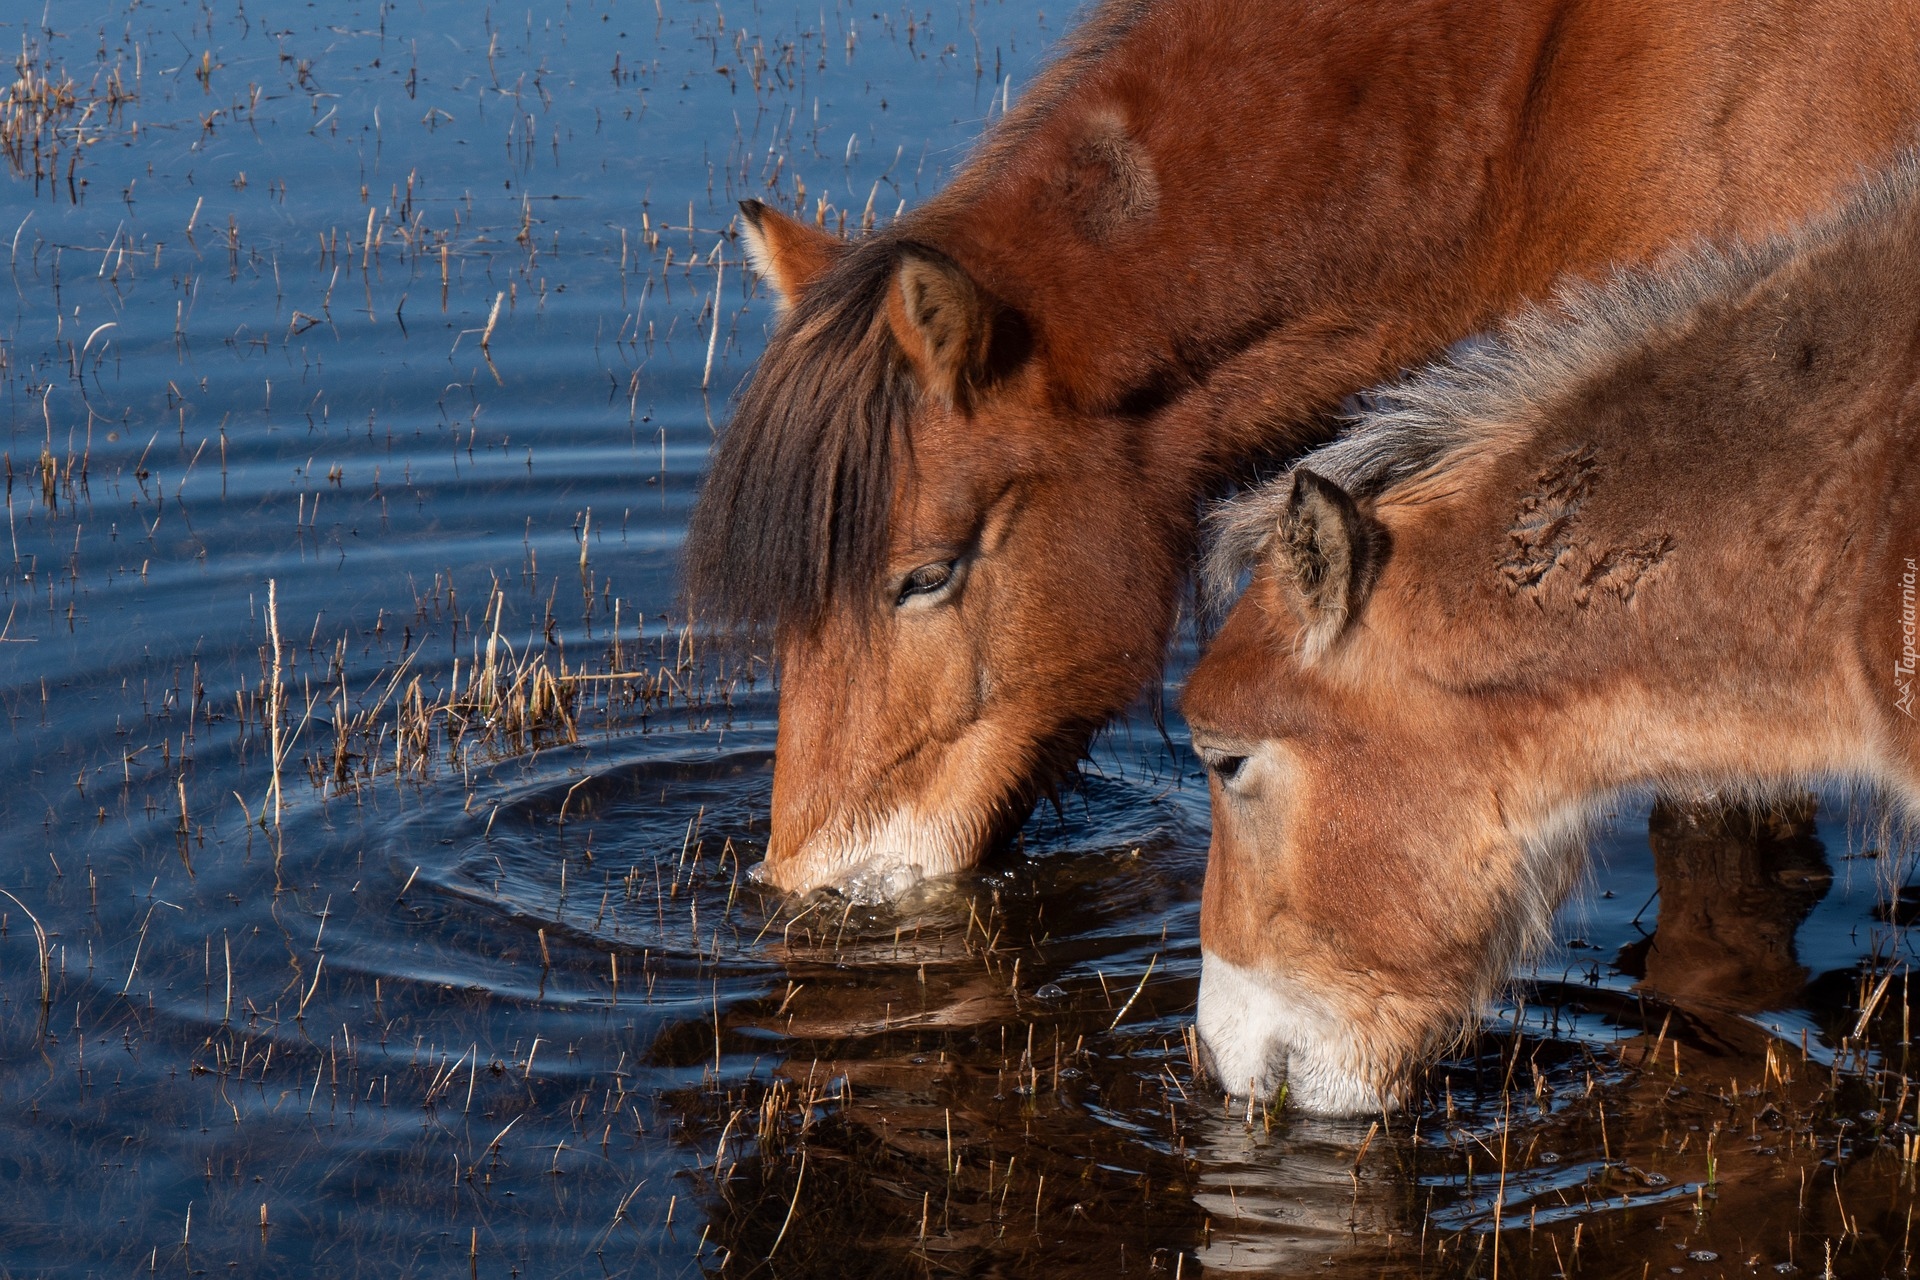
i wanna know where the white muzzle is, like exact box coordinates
[1196,950,1397,1117]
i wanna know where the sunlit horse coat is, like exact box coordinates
[688,0,1920,894]
[1184,157,1920,1115]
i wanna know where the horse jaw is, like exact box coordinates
[1196,950,1402,1118]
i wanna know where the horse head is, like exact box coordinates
[1184,468,1586,1114]
[689,199,1194,892]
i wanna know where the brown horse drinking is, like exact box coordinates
[686,0,1920,893]
[1183,159,1920,1115]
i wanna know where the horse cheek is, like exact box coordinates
[1197,818,1256,968]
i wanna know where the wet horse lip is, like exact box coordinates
[1189,1025,1249,1096]
[1195,952,1291,1101]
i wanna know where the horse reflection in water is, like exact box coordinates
[684,801,1847,1276]
[1626,796,1831,1018]
[1185,1109,1401,1273]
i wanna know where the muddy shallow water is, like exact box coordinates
[1,1,1916,1275]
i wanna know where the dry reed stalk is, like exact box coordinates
[702,254,724,389]
[266,579,284,826]
[295,954,323,1019]
[765,1146,807,1261]
[480,290,504,350]
[1107,954,1157,1032]
[0,887,51,1019]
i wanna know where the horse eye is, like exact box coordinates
[1207,754,1248,784]
[897,560,956,606]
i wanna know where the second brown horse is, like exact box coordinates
[687,0,1920,892]
[1184,158,1920,1112]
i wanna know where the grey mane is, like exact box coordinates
[1202,152,1920,609]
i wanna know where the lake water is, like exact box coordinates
[1,1,1915,1275]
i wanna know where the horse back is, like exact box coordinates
[1373,184,1920,726]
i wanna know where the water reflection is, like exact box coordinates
[400,756,1912,1278]
[1191,1111,1401,1273]
[672,783,1912,1277]
[1626,795,1832,1017]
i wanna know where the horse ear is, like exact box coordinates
[1275,469,1381,661]
[738,200,842,309]
[887,248,1001,407]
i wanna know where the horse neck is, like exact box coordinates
[912,0,1920,483]
[910,0,1561,457]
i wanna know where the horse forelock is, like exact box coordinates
[1198,481,1290,618]
[1201,152,1920,609]
[684,236,917,637]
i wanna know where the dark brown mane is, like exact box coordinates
[683,234,914,636]
[685,0,1168,637]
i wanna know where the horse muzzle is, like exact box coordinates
[1196,950,1399,1118]
[760,803,994,895]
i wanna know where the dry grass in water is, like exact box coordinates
[2,36,135,198]
[205,578,770,811]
